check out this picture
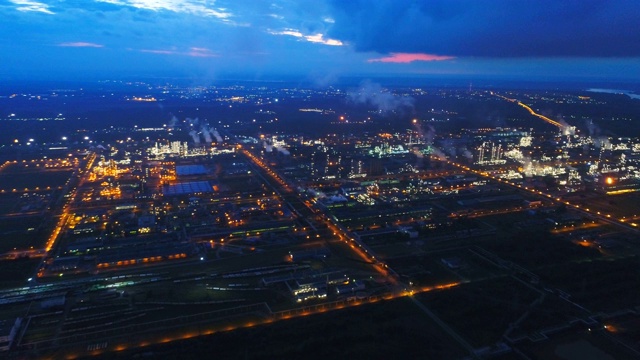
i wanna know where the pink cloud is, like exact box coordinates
[368,53,454,63]
[58,42,104,48]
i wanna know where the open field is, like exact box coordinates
[0,216,50,253]
[85,297,467,360]
[0,163,73,191]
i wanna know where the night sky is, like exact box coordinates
[3,0,640,82]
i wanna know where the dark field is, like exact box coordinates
[0,164,72,191]
[85,296,467,360]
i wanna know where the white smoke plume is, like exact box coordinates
[201,125,213,143]
[348,80,414,113]
[523,157,534,177]
[263,141,273,153]
[431,148,447,161]
[462,149,474,161]
[274,144,290,155]
[594,136,611,149]
[413,121,436,145]
[412,147,424,168]
[186,117,199,127]
[441,139,457,158]
[189,130,200,144]
[585,119,600,136]
[413,121,446,160]
[168,115,179,128]
[211,129,223,142]
[557,116,575,135]
[562,125,575,136]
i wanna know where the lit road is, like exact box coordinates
[21,280,462,359]
[492,92,565,129]
[438,157,640,234]
[36,152,96,280]
[450,206,530,219]
[239,146,398,282]
[0,248,45,260]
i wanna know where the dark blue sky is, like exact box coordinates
[2,0,640,83]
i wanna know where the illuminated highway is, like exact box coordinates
[42,281,463,359]
[239,146,398,282]
[438,157,640,234]
[492,92,565,129]
[44,153,96,253]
